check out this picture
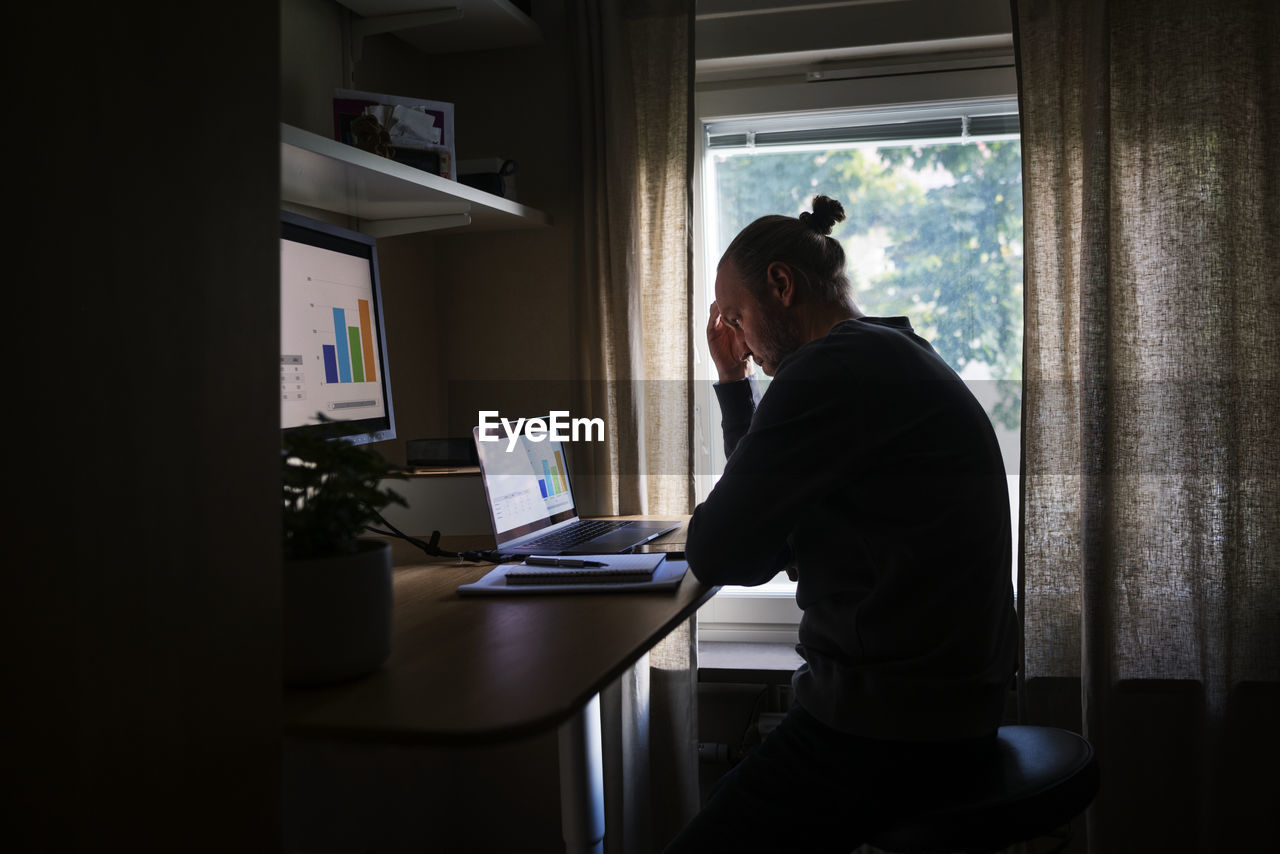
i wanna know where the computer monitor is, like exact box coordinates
[280,209,395,445]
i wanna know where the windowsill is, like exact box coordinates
[697,640,803,684]
[718,573,797,596]
[697,581,802,644]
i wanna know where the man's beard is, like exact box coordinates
[752,307,806,374]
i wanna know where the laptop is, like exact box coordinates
[472,421,682,555]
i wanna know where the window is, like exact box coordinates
[694,98,1024,640]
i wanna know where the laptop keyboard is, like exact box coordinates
[519,519,635,551]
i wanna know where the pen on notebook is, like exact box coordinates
[523,556,609,568]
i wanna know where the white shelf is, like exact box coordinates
[280,123,549,237]
[337,0,541,55]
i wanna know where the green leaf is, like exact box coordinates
[281,413,408,560]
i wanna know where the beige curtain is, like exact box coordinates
[570,1,699,851]
[1013,0,1279,850]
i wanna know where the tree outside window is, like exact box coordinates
[711,137,1023,437]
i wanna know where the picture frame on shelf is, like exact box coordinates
[333,87,456,181]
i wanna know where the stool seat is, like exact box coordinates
[868,725,1100,854]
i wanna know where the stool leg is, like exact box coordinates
[558,693,605,854]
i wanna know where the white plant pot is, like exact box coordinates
[283,538,392,686]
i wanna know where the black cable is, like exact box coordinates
[366,513,456,560]
[367,512,512,565]
[371,514,441,554]
[365,524,435,555]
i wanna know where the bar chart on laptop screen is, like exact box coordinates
[280,239,387,430]
[476,436,576,532]
[523,442,573,517]
[509,445,576,524]
[537,449,569,499]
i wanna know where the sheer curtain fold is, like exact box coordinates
[570,2,698,851]
[1013,0,1280,849]
[574,0,694,520]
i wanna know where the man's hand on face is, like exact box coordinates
[707,300,753,384]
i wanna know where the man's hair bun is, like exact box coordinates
[798,195,846,236]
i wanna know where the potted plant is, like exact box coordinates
[281,417,406,686]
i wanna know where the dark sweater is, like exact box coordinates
[687,317,1018,740]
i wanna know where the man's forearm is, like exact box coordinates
[713,376,761,457]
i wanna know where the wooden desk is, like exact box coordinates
[283,525,712,853]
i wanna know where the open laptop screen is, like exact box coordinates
[473,424,578,546]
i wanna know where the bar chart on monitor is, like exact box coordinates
[280,238,387,429]
[321,300,379,385]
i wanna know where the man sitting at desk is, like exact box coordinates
[668,195,1018,853]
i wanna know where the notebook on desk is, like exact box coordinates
[472,421,682,555]
[457,554,689,596]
